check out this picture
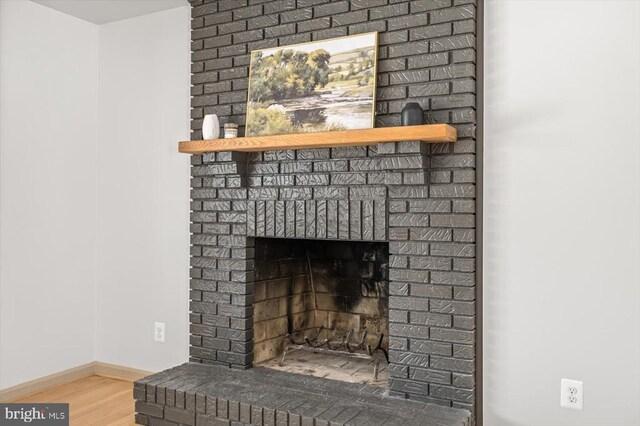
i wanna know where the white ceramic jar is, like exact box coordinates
[202,114,220,139]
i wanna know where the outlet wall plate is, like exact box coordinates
[154,321,166,343]
[560,378,583,410]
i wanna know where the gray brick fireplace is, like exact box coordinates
[134,1,479,425]
[186,139,475,399]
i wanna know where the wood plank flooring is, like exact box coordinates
[11,375,135,425]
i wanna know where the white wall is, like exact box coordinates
[0,0,98,389]
[0,2,190,389]
[95,7,191,372]
[484,1,640,425]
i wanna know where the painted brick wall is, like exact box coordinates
[189,0,476,141]
[186,0,477,414]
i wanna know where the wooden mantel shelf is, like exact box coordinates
[178,124,456,154]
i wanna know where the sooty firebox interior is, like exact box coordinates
[253,237,390,387]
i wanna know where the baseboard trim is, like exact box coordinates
[0,362,153,402]
[94,362,152,382]
[0,362,95,402]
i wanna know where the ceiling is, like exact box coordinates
[31,0,188,25]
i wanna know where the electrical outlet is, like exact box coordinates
[154,322,166,343]
[560,378,583,410]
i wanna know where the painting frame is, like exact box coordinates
[245,32,378,137]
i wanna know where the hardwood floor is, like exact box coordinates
[11,375,135,425]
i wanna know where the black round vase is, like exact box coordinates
[401,102,424,126]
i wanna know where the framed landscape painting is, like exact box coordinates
[245,32,378,136]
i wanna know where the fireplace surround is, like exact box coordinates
[135,0,478,424]
[185,142,475,402]
[136,142,477,424]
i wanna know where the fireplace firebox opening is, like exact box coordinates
[252,237,390,387]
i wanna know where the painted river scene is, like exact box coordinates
[245,32,377,136]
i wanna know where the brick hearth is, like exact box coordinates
[134,363,472,425]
